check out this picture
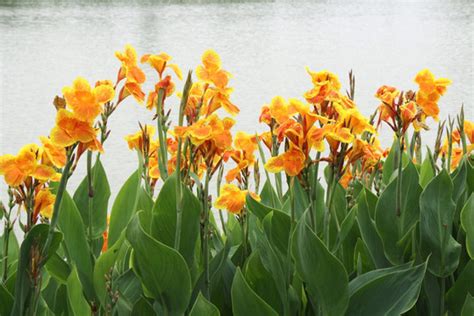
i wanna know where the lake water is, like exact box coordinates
[0,0,472,200]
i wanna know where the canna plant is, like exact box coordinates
[0,45,473,316]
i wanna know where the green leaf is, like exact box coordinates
[57,191,95,300]
[244,251,284,314]
[93,232,125,306]
[189,292,220,316]
[67,265,91,316]
[419,156,435,188]
[247,194,279,222]
[73,159,110,238]
[347,260,427,315]
[262,210,291,258]
[108,169,142,248]
[45,253,71,284]
[0,283,13,316]
[291,213,349,316]
[126,212,191,316]
[150,173,200,267]
[11,224,62,315]
[259,179,282,209]
[356,189,390,268]
[446,260,474,315]
[231,267,278,316]
[131,297,155,315]
[462,294,474,316]
[375,162,422,264]
[0,230,19,278]
[461,194,474,259]
[420,170,461,277]
[334,205,357,251]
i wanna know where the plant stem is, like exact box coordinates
[395,135,403,217]
[86,150,94,252]
[156,88,169,180]
[41,147,75,260]
[2,209,11,282]
[202,169,211,299]
[440,277,445,315]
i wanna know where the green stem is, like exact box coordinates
[41,147,75,260]
[2,210,11,282]
[86,150,94,251]
[174,72,192,250]
[395,135,403,217]
[202,170,211,299]
[440,277,445,315]
[156,88,169,180]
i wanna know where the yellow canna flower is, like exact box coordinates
[268,96,296,124]
[414,69,451,121]
[141,52,182,80]
[464,120,474,144]
[214,183,260,215]
[124,125,156,152]
[34,188,56,219]
[62,77,115,122]
[265,145,306,176]
[234,132,257,156]
[115,44,146,103]
[304,68,341,104]
[50,109,97,147]
[0,144,58,187]
[40,136,67,168]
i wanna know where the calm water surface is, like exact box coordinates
[0,0,472,199]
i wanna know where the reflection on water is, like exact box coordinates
[0,0,472,197]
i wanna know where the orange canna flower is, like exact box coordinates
[0,144,59,187]
[264,145,306,176]
[34,188,55,219]
[304,68,341,104]
[464,120,474,144]
[62,77,115,122]
[375,85,399,123]
[414,69,451,121]
[124,125,156,152]
[268,96,296,124]
[196,50,231,87]
[115,44,146,103]
[339,168,353,189]
[214,183,260,214]
[234,132,257,157]
[50,109,97,147]
[141,52,182,80]
[40,136,67,168]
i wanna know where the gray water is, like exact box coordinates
[0,0,473,200]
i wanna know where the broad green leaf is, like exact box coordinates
[0,230,19,278]
[244,251,284,314]
[0,283,13,316]
[189,292,220,316]
[231,267,278,316]
[446,260,474,315]
[11,224,62,315]
[354,238,375,275]
[291,214,349,316]
[375,162,422,264]
[73,159,110,238]
[246,194,279,222]
[420,170,461,277]
[462,294,474,316]
[108,169,142,248]
[126,212,191,316]
[382,140,408,184]
[347,260,427,315]
[57,191,94,300]
[356,189,390,268]
[259,179,282,209]
[45,253,71,284]
[150,173,200,267]
[262,210,291,258]
[114,269,143,313]
[131,297,155,315]
[419,157,435,188]
[334,205,357,251]
[461,194,474,259]
[67,266,91,316]
[93,232,125,306]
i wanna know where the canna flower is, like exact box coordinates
[265,145,306,176]
[375,85,400,123]
[141,52,182,80]
[414,69,451,121]
[0,144,58,187]
[40,136,67,168]
[226,132,258,183]
[115,44,146,103]
[339,168,353,189]
[464,120,474,144]
[196,50,231,87]
[50,109,97,147]
[62,77,115,122]
[268,96,296,124]
[33,188,55,219]
[214,183,260,215]
[335,105,376,135]
[124,125,156,152]
[304,68,341,105]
